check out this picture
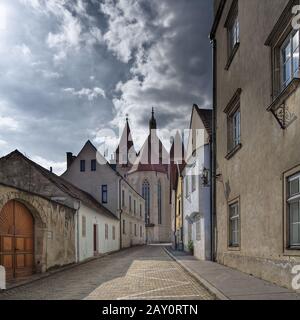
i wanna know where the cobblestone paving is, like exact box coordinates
[0,246,214,300]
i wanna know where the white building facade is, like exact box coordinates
[76,203,120,261]
[182,105,212,261]
[62,140,145,249]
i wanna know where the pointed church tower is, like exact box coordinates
[115,115,137,177]
[149,107,157,132]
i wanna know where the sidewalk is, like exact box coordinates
[165,247,300,300]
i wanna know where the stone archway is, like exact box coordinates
[0,190,48,279]
[0,200,34,280]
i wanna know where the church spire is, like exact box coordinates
[149,107,157,132]
[115,115,135,165]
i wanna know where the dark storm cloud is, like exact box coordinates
[0,0,212,173]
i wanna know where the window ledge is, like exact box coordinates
[146,223,155,228]
[284,248,300,257]
[225,42,240,71]
[228,246,240,251]
[268,78,300,112]
[225,143,242,160]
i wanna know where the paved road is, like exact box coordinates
[0,246,214,300]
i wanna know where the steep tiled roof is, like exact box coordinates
[0,150,119,220]
[194,105,213,137]
[128,133,169,175]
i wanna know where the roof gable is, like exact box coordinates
[0,150,118,220]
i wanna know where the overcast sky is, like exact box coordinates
[0,0,213,174]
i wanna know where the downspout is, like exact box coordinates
[75,200,81,263]
[118,177,123,250]
[210,37,217,262]
[181,175,184,251]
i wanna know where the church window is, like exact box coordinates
[158,180,162,225]
[142,180,150,225]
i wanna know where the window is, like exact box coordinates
[134,224,137,237]
[102,185,108,204]
[123,219,126,235]
[224,89,242,159]
[105,224,108,240]
[142,180,150,224]
[287,173,300,248]
[229,202,240,247]
[228,9,239,53]
[130,222,132,235]
[196,220,201,241]
[225,0,239,69]
[91,159,96,171]
[232,109,241,148]
[281,30,299,90]
[158,180,162,225]
[140,225,143,238]
[134,200,136,215]
[140,203,142,217]
[112,225,116,240]
[82,216,86,237]
[80,160,85,172]
[129,195,132,212]
[122,190,125,207]
[265,2,300,103]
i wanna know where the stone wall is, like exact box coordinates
[127,171,171,243]
[0,185,76,273]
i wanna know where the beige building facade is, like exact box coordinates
[211,0,300,289]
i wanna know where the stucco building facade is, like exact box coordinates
[62,140,145,249]
[182,105,212,261]
[211,0,300,289]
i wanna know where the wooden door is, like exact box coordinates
[0,200,34,281]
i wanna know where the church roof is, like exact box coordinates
[128,133,169,175]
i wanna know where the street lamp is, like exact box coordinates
[201,167,210,186]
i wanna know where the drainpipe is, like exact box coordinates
[75,200,81,263]
[210,37,217,262]
[118,177,123,250]
[180,175,184,252]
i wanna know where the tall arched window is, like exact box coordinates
[142,180,150,224]
[158,180,162,225]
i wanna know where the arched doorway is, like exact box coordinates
[0,200,34,281]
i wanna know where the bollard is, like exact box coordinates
[0,265,6,290]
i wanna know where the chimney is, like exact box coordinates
[50,167,53,173]
[67,152,74,169]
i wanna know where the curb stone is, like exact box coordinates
[164,247,229,301]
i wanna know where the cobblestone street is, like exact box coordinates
[0,246,214,300]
